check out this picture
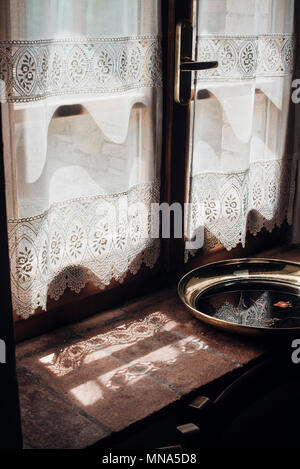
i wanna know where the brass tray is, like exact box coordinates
[178,258,300,336]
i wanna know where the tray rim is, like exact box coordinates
[177,257,300,336]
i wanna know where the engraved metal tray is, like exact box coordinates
[178,258,300,336]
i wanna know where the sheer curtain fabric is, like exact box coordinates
[0,0,162,318]
[186,0,297,256]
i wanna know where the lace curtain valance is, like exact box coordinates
[0,37,161,101]
[186,0,298,256]
[1,0,162,319]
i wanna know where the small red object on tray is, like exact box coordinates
[273,301,292,308]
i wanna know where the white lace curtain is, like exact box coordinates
[186,0,298,256]
[0,0,162,318]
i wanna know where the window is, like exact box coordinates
[0,0,298,339]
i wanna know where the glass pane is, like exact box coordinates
[185,0,296,258]
[1,0,162,319]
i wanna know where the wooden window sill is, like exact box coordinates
[16,244,300,448]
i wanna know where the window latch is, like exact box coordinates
[174,20,218,105]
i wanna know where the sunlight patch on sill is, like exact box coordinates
[67,336,210,406]
[37,311,209,388]
[37,313,178,377]
[97,363,146,391]
[40,352,56,364]
[70,380,104,406]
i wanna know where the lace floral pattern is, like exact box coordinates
[8,181,160,319]
[186,157,296,256]
[0,36,162,102]
[196,34,295,80]
[213,298,274,327]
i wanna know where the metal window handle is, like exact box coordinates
[174,20,218,105]
[180,60,218,72]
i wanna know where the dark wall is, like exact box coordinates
[0,107,22,448]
